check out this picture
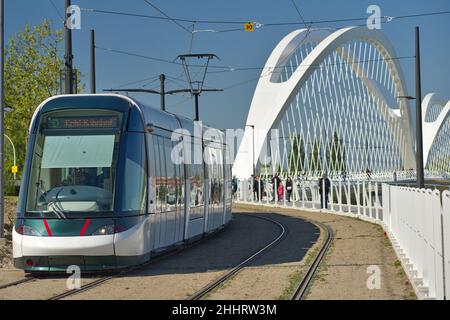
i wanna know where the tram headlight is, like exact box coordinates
[91,224,127,236]
[16,225,42,236]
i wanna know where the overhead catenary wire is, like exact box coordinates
[83,7,450,29]
[142,0,192,34]
[114,75,160,88]
[96,44,415,73]
[221,55,415,91]
[48,0,64,20]
[90,5,447,98]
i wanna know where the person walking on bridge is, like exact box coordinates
[319,172,331,209]
[286,177,293,202]
[253,176,263,201]
[271,173,281,201]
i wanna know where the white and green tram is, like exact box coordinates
[13,94,232,272]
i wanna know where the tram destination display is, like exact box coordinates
[46,115,119,129]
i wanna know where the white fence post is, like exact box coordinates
[356,181,361,215]
[442,191,450,299]
[235,175,449,300]
[347,179,352,214]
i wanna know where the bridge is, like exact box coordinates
[233,26,450,300]
[233,26,450,180]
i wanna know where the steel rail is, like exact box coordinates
[188,213,287,300]
[0,276,35,290]
[291,221,333,300]
[48,225,228,300]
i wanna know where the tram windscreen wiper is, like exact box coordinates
[36,182,66,219]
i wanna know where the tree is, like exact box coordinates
[327,131,347,173]
[288,135,305,175]
[4,20,83,194]
[310,139,322,173]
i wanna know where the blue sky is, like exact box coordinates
[5,0,450,129]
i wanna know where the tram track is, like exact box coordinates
[0,276,36,290]
[47,225,229,300]
[49,214,288,300]
[188,214,288,300]
[49,214,289,300]
[0,225,226,300]
[1,213,332,300]
[290,220,333,300]
[188,214,333,301]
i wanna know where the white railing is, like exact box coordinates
[234,178,450,300]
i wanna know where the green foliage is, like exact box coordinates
[288,135,305,175]
[275,163,282,175]
[310,139,321,172]
[326,131,347,172]
[3,20,84,194]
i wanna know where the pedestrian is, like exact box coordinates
[286,177,293,202]
[271,173,281,201]
[231,175,238,199]
[366,168,372,180]
[253,176,261,201]
[341,170,347,182]
[277,180,284,201]
[318,172,331,209]
[259,177,265,200]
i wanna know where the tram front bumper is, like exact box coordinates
[13,228,116,272]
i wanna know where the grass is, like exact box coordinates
[383,233,392,247]
[277,246,320,300]
[277,227,336,300]
[201,272,238,300]
[314,239,335,283]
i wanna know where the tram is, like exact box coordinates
[12,94,232,272]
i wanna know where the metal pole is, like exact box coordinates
[194,92,199,121]
[65,0,74,94]
[415,26,424,188]
[245,124,256,177]
[160,74,165,111]
[90,29,96,94]
[4,134,16,180]
[0,0,4,240]
[252,126,255,178]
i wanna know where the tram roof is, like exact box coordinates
[30,94,223,137]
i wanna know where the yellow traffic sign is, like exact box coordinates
[11,165,18,174]
[244,22,254,32]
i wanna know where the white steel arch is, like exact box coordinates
[422,93,450,174]
[234,26,416,178]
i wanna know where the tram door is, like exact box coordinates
[223,144,232,224]
[185,138,206,238]
[150,135,183,249]
[205,145,224,231]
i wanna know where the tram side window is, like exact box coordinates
[121,133,147,213]
[189,140,204,220]
[153,136,161,213]
[146,134,156,213]
[205,147,215,206]
[156,136,167,212]
[217,147,224,204]
[164,139,177,211]
[224,146,232,203]
[152,136,179,213]
[191,141,204,205]
[208,147,223,206]
[175,160,185,210]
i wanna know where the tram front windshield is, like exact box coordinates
[26,110,122,216]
